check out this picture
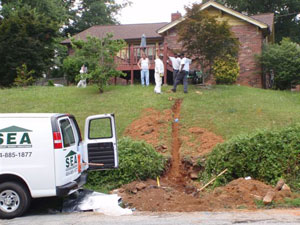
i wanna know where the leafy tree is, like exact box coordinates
[1,0,68,25]
[66,34,126,93]
[64,0,130,36]
[0,5,60,86]
[216,0,300,43]
[259,38,300,90]
[177,3,239,79]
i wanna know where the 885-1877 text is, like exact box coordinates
[0,152,32,158]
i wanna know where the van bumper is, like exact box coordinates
[56,172,88,196]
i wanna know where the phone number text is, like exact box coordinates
[0,152,32,158]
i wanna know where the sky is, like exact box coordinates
[116,0,202,24]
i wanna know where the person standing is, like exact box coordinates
[154,54,164,94]
[137,53,150,86]
[77,64,88,88]
[172,54,191,93]
[168,53,181,84]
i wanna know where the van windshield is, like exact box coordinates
[59,119,75,147]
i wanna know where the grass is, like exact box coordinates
[255,198,300,209]
[1,84,300,141]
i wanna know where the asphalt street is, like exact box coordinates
[1,209,300,225]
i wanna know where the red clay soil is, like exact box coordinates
[124,108,172,150]
[186,127,224,157]
[119,178,293,212]
[167,99,183,182]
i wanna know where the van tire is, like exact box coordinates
[0,182,31,219]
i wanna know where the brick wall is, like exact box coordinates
[232,24,263,87]
[163,24,264,87]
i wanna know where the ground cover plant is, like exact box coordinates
[2,85,300,140]
[86,137,167,192]
[202,124,300,190]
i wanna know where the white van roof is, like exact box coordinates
[0,113,63,118]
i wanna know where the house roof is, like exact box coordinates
[61,22,168,44]
[157,1,271,34]
[250,13,274,32]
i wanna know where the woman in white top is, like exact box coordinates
[137,53,150,86]
[154,54,164,94]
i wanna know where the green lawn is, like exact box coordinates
[1,84,300,140]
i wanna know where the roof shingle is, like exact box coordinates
[250,13,274,32]
[62,23,168,44]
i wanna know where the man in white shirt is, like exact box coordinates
[137,53,150,86]
[168,53,181,84]
[154,54,164,94]
[171,53,191,93]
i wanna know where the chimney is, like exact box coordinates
[171,12,182,22]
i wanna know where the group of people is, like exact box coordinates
[78,52,191,93]
[137,52,191,94]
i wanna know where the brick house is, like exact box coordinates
[62,1,274,88]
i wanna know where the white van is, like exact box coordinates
[0,113,118,219]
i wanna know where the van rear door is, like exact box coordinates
[83,114,118,170]
[54,116,81,187]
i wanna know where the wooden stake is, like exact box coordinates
[82,162,104,167]
[198,168,228,192]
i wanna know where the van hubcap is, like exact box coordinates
[0,190,20,213]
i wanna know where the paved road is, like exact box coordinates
[1,209,300,225]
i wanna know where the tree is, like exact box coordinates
[1,0,69,25]
[259,38,300,90]
[63,0,130,36]
[216,0,300,43]
[0,4,60,86]
[177,3,239,79]
[66,34,126,93]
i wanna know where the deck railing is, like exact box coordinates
[115,43,172,84]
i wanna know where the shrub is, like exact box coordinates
[260,38,300,90]
[62,57,82,84]
[13,64,35,87]
[201,125,300,190]
[87,137,167,190]
[213,55,239,84]
[47,80,54,86]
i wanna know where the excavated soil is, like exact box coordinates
[121,99,297,212]
[124,108,173,151]
[118,178,293,212]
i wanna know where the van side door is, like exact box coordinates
[84,114,118,170]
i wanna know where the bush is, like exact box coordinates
[87,137,167,191]
[47,80,54,86]
[62,57,82,84]
[13,64,35,87]
[213,55,239,84]
[260,38,300,90]
[202,125,300,190]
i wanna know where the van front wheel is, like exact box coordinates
[0,182,31,219]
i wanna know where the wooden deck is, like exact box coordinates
[115,43,173,84]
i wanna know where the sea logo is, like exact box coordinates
[65,150,78,176]
[0,126,32,149]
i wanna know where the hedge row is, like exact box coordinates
[202,125,300,190]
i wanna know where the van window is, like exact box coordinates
[89,118,112,139]
[59,119,75,147]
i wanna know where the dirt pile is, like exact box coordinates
[124,108,172,151]
[118,178,292,212]
[185,127,224,157]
